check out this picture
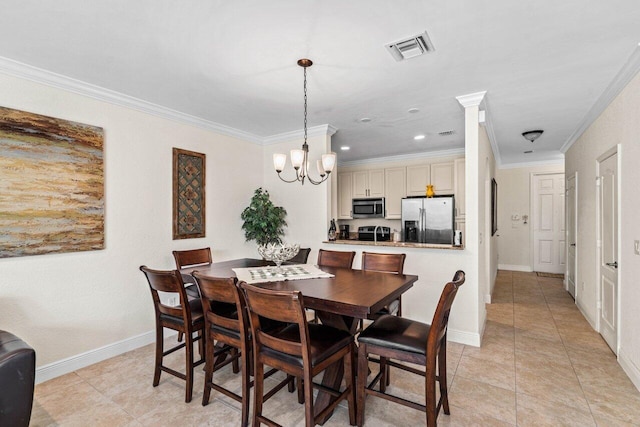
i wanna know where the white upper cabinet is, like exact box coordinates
[454,158,465,218]
[384,167,406,219]
[430,162,455,195]
[337,172,354,219]
[406,164,430,196]
[353,169,384,198]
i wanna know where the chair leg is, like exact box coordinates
[438,345,450,415]
[153,324,163,387]
[425,360,437,427]
[202,331,215,406]
[379,356,388,392]
[185,331,194,403]
[252,359,265,427]
[177,332,184,342]
[303,371,314,427]
[357,342,369,427]
[345,345,356,426]
[297,377,304,404]
[231,347,240,374]
[240,346,251,427]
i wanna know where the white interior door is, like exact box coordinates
[599,151,618,353]
[566,173,577,298]
[533,173,566,274]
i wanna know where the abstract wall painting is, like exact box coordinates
[0,107,104,258]
[173,148,206,239]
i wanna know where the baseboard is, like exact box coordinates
[484,294,492,304]
[618,349,640,392]
[448,328,481,347]
[498,264,533,272]
[576,300,598,331]
[35,329,176,384]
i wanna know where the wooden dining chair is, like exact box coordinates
[317,249,356,268]
[193,273,293,427]
[289,247,311,264]
[241,283,356,427]
[356,270,465,427]
[139,266,206,403]
[362,251,406,319]
[173,247,212,341]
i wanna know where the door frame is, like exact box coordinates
[529,172,566,273]
[595,144,621,353]
[566,172,578,298]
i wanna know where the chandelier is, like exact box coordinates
[273,59,336,185]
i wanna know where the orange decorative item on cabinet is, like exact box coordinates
[426,184,435,198]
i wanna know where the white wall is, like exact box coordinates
[495,163,564,271]
[0,73,263,373]
[565,71,640,389]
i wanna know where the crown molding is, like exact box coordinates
[497,157,564,170]
[0,56,267,144]
[338,147,465,167]
[262,124,338,145]
[456,91,487,108]
[561,43,640,153]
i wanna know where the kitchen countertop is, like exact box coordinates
[323,239,464,250]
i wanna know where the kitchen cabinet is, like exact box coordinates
[406,164,430,196]
[406,162,454,196]
[454,158,465,218]
[353,169,384,198]
[384,167,406,219]
[430,162,455,195]
[337,172,353,219]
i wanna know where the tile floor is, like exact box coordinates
[30,271,640,426]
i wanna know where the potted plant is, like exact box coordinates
[241,187,287,246]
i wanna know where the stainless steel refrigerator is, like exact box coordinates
[401,196,455,244]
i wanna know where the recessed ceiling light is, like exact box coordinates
[408,108,420,114]
[414,134,426,141]
[359,117,372,123]
[340,146,350,151]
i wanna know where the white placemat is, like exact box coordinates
[232,264,334,284]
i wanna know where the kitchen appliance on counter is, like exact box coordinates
[358,226,391,241]
[339,224,350,240]
[352,197,385,219]
[401,196,455,244]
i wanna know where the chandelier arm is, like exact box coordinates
[276,172,303,184]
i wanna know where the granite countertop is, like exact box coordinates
[323,239,464,250]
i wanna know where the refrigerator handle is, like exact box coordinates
[419,207,424,243]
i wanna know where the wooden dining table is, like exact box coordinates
[183,258,418,424]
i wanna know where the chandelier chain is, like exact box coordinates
[303,66,308,145]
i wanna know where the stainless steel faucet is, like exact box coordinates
[374,225,380,244]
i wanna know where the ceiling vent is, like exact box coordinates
[438,130,455,136]
[386,31,435,61]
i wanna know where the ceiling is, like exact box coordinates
[1,1,639,166]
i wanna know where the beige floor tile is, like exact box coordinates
[515,368,590,412]
[462,335,515,365]
[455,354,515,391]
[449,376,516,424]
[583,385,640,425]
[516,392,596,427]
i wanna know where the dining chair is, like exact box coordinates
[139,266,206,403]
[312,249,356,323]
[241,283,357,427]
[361,251,406,320]
[192,273,293,427]
[289,247,311,264]
[173,247,212,341]
[317,249,356,268]
[356,270,465,427]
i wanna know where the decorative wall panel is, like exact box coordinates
[173,148,205,239]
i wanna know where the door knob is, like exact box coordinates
[605,261,618,268]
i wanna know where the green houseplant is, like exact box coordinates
[241,188,287,246]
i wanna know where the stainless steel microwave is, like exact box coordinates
[352,197,385,218]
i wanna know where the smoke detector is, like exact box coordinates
[386,31,435,61]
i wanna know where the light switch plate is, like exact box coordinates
[635,240,640,255]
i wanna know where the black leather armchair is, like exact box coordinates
[0,330,36,427]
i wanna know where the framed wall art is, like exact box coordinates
[173,148,206,239]
[0,106,105,258]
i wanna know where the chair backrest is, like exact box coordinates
[192,273,245,334]
[317,249,355,268]
[172,247,212,269]
[140,266,193,323]
[289,248,311,264]
[427,270,465,355]
[361,252,406,274]
[241,283,311,364]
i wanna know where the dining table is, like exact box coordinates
[183,258,418,424]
